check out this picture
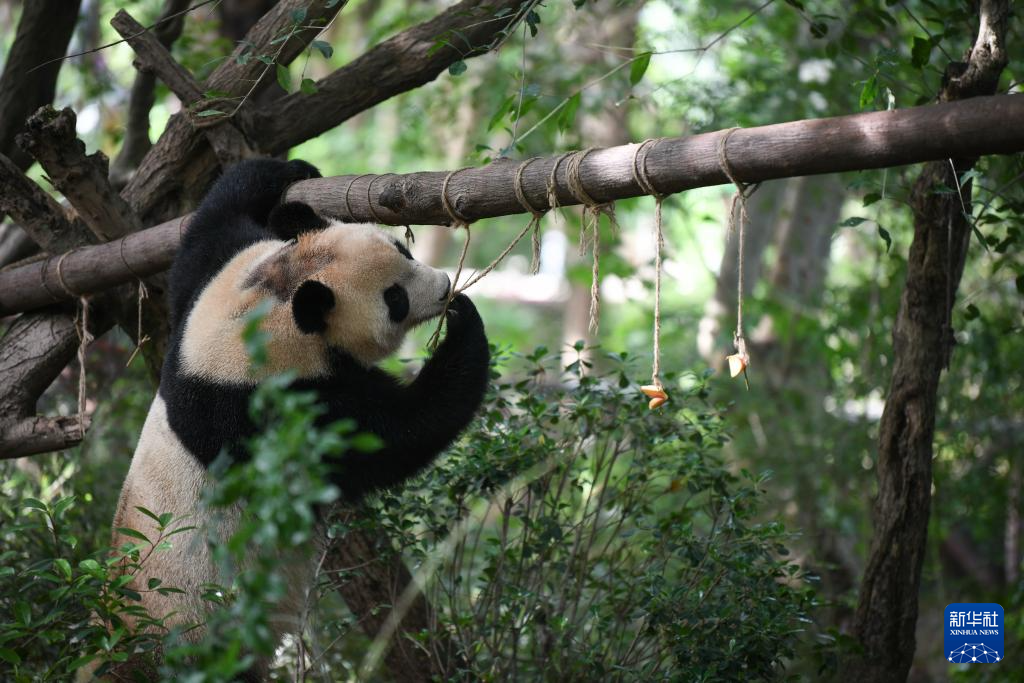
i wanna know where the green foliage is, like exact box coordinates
[357,347,814,681]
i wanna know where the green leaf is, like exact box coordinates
[557,92,581,133]
[134,506,161,525]
[22,497,47,512]
[859,74,878,109]
[911,36,932,68]
[116,527,151,543]
[877,225,892,252]
[147,577,162,590]
[276,63,291,92]
[290,7,307,24]
[629,52,652,86]
[54,558,72,581]
[838,216,868,227]
[196,109,225,117]
[300,78,318,95]
[52,495,76,519]
[0,648,21,665]
[448,60,467,76]
[311,40,334,59]
[67,654,97,672]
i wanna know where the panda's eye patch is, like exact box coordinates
[383,284,409,323]
[393,240,414,260]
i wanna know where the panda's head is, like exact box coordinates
[248,203,450,366]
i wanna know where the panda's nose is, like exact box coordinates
[439,275,452,301]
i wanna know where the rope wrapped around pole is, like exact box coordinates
[0,95,1022,317]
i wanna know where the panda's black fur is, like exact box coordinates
[160,158,490,498]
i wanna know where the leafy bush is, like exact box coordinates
[1,343,813,681]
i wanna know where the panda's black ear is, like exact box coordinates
[269,202,328,240]
[292,280,335,334]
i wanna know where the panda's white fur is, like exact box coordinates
[101,159,491,680]
[175,222,450,384]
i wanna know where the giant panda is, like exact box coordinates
[106,158,490,676]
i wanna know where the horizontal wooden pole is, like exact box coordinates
[0,94,1021,317]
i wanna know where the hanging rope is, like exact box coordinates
[456,157,549,292]
[565,148,619,334]
[545,152,573,224]
[513,157,545,274]
[632,138,671,409]
[53,250,91,438]
[428,168,474,350]
[717,127,757,389]
[120,235,151,368]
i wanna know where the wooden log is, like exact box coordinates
[0,94,1022,317]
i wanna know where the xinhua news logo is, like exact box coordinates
[944,603,1004,664]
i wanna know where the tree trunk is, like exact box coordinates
[847,3,1009,679]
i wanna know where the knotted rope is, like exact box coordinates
[457,159,547,293]
[513,157,545,274]
[428,168,474,350]
[718,127,757,388]
[631,138,670,403]
[52,251,92,438]
[565,148,619,334]
[120,235,150,368]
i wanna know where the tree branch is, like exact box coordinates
[110,9,256,168]
[0,153,97,252]
[0,0,82,170]
[17,106,141,242]
[1,94,1022,317]
[256,0,528,154]
[110,0,192,188]
[121,0,347,223]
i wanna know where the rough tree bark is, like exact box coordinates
[109,0,193,188]
[0,0,83,170]
[847,1,1009,680]
[0,0,83,264]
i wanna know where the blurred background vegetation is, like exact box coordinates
[0,0,1021,680]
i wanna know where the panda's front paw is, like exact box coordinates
[284,159,322,184]
[443,294,484,341]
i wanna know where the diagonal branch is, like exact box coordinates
[17,106,141,242]
[1,94,1022,317]
[121,0,348,223]
[256,0,529,154]
[110,0,192,188]
[15,106,165,376]
[110,9,256,167]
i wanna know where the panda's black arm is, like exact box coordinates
[168,159,321,329]
[321,296,491,498]
[191,159,321,229]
